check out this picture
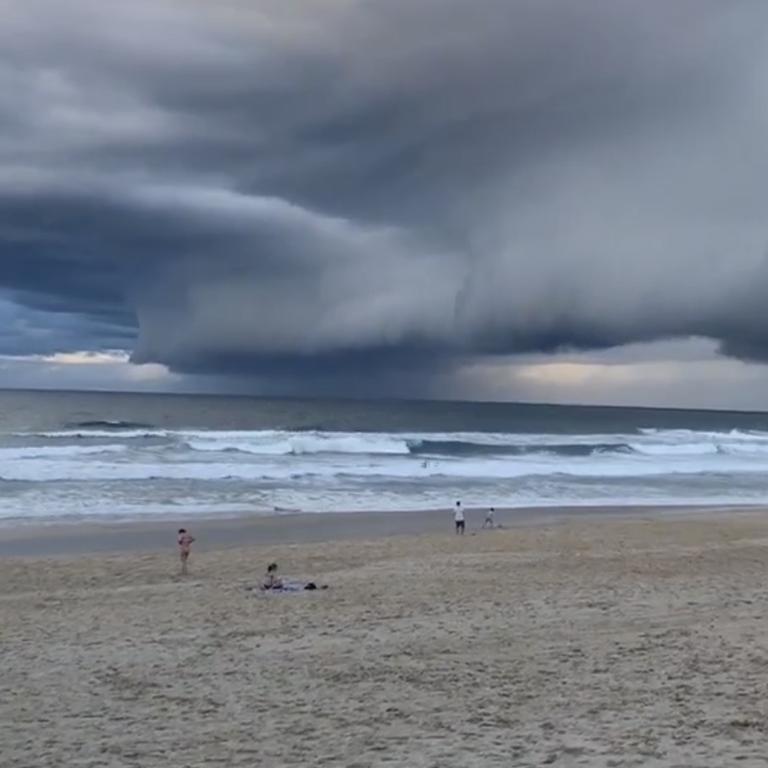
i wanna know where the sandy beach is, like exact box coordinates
[4,508,768,767]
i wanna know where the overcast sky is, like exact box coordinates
[1,0,767,408]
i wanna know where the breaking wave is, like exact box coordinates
[3,425,768,520]
[67,420,156,430]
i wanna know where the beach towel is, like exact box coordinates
[246,579,322,594]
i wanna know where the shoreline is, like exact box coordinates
[0,503,762,557]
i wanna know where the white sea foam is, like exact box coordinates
[0,450,765,483]
[0,444,128,459]
[3,426,768,521]
[627,442,719,456]
[25,429,172,439]
[21,425,768,453]
[184,432,412,456]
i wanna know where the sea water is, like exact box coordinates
[2,389,768,524]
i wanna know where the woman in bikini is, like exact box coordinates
[177,528,195,575]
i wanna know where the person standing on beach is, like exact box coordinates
[483,507,495,529]
[454,501,465,535]
[177,528,195,575]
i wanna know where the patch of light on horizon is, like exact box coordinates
[37,350,173,381]
[40,350,131,365]
[0,349,181,392]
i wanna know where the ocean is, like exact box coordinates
[2,388,768,524]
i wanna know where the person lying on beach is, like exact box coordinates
[177,528,195,575]
[260,562,327,592]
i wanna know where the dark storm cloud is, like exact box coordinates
[0,0,767,388]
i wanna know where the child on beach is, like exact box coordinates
[177,528,195,575]
[454,501,465,534]
[483,507,495,529]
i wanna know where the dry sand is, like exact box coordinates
[4,510,768,767]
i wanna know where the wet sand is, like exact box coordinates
[4,508,768,767]
[0,504,740,557]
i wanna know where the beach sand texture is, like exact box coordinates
[4,514,768,767]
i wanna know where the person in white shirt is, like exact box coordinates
[483,507,495,529]
[454,500,465,534]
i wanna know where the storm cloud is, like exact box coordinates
[1,0,767,392]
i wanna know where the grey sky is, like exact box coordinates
[1,1,767,405]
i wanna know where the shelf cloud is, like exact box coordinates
[1,0,767,395]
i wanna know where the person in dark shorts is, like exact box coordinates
[454,501,465,534]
